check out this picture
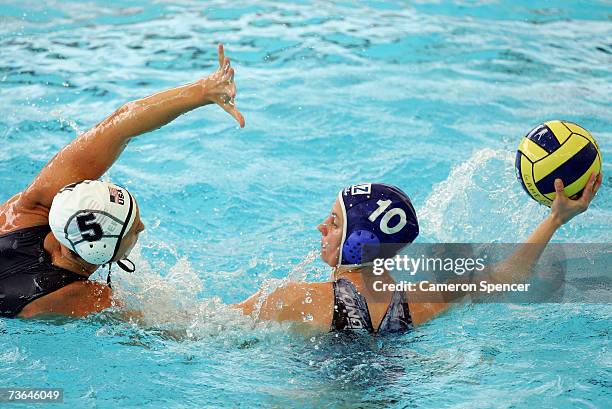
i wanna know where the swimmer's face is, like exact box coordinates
[317,198,343,267]
[113,200,145,262]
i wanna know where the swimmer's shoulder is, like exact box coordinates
[0,192,50,235]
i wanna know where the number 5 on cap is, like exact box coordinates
[76,213,103,241]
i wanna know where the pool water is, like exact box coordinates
[1,1,610,407]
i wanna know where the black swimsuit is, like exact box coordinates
[331,278,413,334]
[0,225,86,317]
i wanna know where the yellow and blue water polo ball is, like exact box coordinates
[515,120,602,207]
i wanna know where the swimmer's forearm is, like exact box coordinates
[488,215,561,284]
[104,81,210,140]
[511,215,561,274]
[525,214,562,244]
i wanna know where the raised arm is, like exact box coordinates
[410,172,603,322]
[18,44,244,211]
[487,172,603,284]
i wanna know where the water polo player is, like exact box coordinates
[236,175,602,334]
[0,44,243,318]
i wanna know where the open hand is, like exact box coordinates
[200,43,245,128]
[551,172,602,225]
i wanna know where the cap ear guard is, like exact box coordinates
[342,229,381,265]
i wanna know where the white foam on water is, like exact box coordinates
[100,243,256,341]
[247,249,321,321]
[418,148,545,243]
[102,244,321,342]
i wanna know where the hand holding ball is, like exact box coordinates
[515,120,602,207]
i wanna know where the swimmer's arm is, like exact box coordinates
[18,44,244,211]
[18,280,144,321]
[407,207,570,320]
[234,282,334,330]
[413,174,602,309]
[18,281,113,318]
[485,174,602,284]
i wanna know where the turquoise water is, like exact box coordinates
[1,1,611,408]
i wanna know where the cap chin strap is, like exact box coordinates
[106,187,137,288]
[110,190,135,262]
[105,258,136,288]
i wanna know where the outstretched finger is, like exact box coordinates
[222,103,245,128]
[218,44,225,68]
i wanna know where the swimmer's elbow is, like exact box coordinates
[117,101,136,116]
[233,291,261,316]
[95,101,137,130]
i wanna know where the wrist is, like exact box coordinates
[195,79,214,106]
[547,213,564,229]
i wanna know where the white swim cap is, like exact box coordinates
[49,180,137,265]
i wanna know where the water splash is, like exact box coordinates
[246,248,320,321]
[418,148,545,242]
[103,243,254,341]
[104,244,322,341]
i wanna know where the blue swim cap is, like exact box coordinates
[338,183,418,266]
